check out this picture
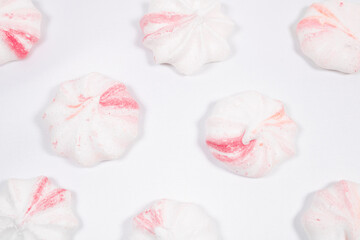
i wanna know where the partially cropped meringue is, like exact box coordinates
[296,0,360,73]
[43,73,140,167]
[0,0,42,65]
[140,0,235,75]
[130,199,220,240]
[205,91,298,178]
[302,180,360,240]
[0,176,79,239]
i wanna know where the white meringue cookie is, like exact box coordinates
[43,73,140,167]
[296,0,360,73]
[130,199,220,240]
[205,91,298,178]
[0,0,42,65]
[140,0,235,75]
[0,176,79,240]
[302,180,360,240]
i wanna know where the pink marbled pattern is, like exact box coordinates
[0,176,79,239]
[302,180,360,240]
[134,200,164,234]
[205,92,298,178]
[140,12,195,41]
[139,0,234,75]
[43,73,141,167]
[0,0,42,64]
[296,0,360,73]
[130,199,221,240]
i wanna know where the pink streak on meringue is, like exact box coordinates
[134,206,163,234]
[140,12,195,41]
[1,29,38,58]
[206,134,256,163]
[298,3,356,40]
[23,177,67,220]
[99,84,139,109]
[303,180,360,240]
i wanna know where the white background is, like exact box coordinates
[1,0,360,239]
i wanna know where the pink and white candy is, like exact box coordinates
[205,91,298,178]
[0,0,42,65]
[302,180,360,240]
[0,176,79,239]
[130,199,221,240]
[43,73,140,167]
[296,0,360,73]
[140,0,235,75]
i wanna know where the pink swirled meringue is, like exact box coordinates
[0,0,42,65]
[205,91,298,178]
[302,180,360,240]
[140,0,235,75]
[296,0,360,73]
[43,73,140,167]
[130,199,221,240]
[0,176,79,239]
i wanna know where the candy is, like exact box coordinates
[140,0,235,75]
[0,0,42,65]
[296,0,360,73]
[130,199,221,240]
[0,176,79,239]
[43,73,140,167]
[205,91,298,178]
[302,180,360,240]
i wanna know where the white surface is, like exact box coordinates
[0,0,360,239]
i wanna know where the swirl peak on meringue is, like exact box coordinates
[129,199,221,240]
[205,91,298,178]
[296,0,360,73]
[0,176,79,239]
[43,73,140,167]
[302,180,360,240]
[140,0,235,75]
[0,0,42,65]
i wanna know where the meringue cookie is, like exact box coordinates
[205,91,298,178]
[130,199,220,240]
[296,0,360,73]
[43,73,140,167]
[140,0,235,75]
[0,176,79,239]
[0,0,42,65]
[302,180,360,240]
